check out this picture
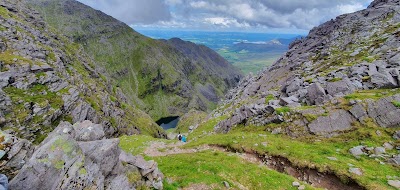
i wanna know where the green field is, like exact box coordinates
[218,48,283,74]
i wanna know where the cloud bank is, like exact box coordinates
[77,0,373,32]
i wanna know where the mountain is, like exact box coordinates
[230,36,301,53]
[0,0,167,142]
[191,0,400,189]
[28,0,243,121]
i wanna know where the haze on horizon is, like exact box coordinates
[76,0,373,34]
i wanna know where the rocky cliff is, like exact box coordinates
[0,0,165,144]
[28,0,243,120]
[213,0,400,136]
[7,120,164,190]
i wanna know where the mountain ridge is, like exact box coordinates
[28,0,243,120]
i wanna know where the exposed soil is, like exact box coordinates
[218,145,365,190]
[144,141,365,190]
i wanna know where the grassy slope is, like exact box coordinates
[0,3,162,140]
[183,114,400,190]
[119,135,316,190]
[29,0,239,120]
[218,48,283,74]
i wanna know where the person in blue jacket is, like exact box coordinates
[182,135,187,143]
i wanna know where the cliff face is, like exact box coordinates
[0,0,166,144]
[212,0,400,135]
[28,0,243,120]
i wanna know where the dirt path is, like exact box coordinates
[144,140,264,167]
[144,141,211,157]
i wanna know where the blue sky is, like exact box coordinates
[77,0,373,34]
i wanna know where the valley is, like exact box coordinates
[0,0,400,190]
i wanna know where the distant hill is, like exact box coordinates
[28,0,243,120]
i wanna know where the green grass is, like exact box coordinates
[186,119,400,190]
[344,88,400,100]
[154,150,314,190]
[175,110,207,133]
[119,135,169,157]
[392,101,400,108]
[275,106,291,115]
[265,94,275,104]
[0,50,33,65]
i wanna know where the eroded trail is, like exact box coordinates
[145,140,365,190]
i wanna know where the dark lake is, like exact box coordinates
[156,116,180,130]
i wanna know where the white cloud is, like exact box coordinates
[77,0,374,32]
[77,0,171,24]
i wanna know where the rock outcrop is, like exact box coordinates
[212,0,400,136]
[0,0,165,142]
[9,120,164,190]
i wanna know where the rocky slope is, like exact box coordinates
[0,0,166,143]
[200,0,400,188]
[28,0,243,120]
[7,120,164,190]
[213,0,400,136]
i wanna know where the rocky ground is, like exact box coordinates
[7,120,164,190]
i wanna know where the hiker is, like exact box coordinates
[182,135,187,143]
[177,133,182,141]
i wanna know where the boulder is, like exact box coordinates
[349,146,366,157]
[279,96,299,106]
[308,110,355,135]
[30,64,53,73]
[393,131,400,140]
[383,142,394,150]
[326,78,355,96]
[367,95,400,128]
[0,42,6,52]
[349,168,363,176]
[389,154,400,166]
[307,83,326,105]
[349,104,368,121]
[73,120,105,141]
[388,180,400,189]
[9,121,164,190]
[373,147,385,155]
[371,72,398,88]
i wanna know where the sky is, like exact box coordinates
[76,0,374,34]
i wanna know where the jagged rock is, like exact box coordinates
[79,139,120,176]
[71,102,98,123]
[73,120,105,141]
[383,142,394,150]
[394,131,400,140]
[389,155,400,166]
[285,77,302,96]
[107,175,133,190]
[279,96,299,106]
[307,83,326,105]
[9,121,164,190]
[374,147,386,155]
[30,64,53,73]
[349,146,366,157]
[0,42,6,52]
[367,95,400,128]
[388,180,400,189]
[292,181,300,187]
[308,110,354,135]
[326,78,355,97]
[349,104,368,121]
